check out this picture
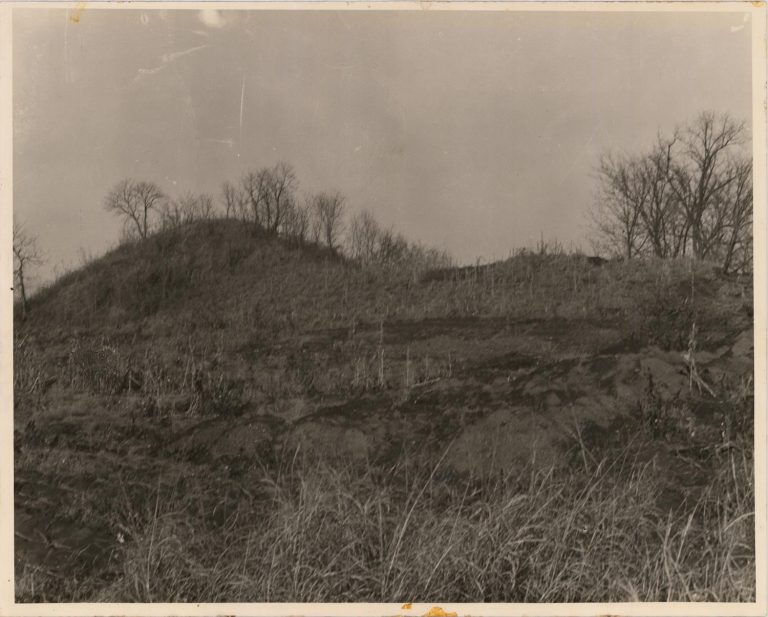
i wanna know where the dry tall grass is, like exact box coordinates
[16,427,753,603]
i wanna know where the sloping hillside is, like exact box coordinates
[14,219,755,602]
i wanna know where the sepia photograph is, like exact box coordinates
[1,2,765,614]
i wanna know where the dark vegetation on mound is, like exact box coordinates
[14,219,754,602]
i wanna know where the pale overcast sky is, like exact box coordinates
[13,8,752,282]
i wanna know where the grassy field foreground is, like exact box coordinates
[14,220,755,602]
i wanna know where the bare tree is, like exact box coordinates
[311,190,346,251]
[12,223,43,320]
[264,162,298,233]
[592,112,752,271]
[667,111,747,259]
[194,193,215,221]
[104,179,166,240]
[159,196,185,230]
[158,192,214,230]
[640,135,688,258]
[221,181,243,219]
[241,168,270,230]
[718,157,753,274]
[347,210,382,263]
[345,208,452,270]
[591,153,650,259]
[282,198,311,245]
[376,228,409,265]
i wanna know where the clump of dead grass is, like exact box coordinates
[60,430,755,604]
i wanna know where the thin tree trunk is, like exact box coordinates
[18,264,27,320]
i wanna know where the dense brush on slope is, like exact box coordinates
[21,218,749,344]
[25,220,338,330]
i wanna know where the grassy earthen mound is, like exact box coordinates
[14,219,754,602]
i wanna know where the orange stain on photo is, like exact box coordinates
[68,2,88,24]
[423,608,458,617]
